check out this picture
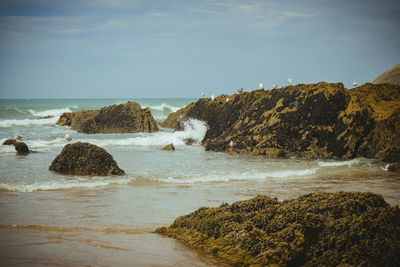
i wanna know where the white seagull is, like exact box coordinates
[287,78,293,85]
[272,83,277,89]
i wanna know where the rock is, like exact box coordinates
[2,139,16,145]
[37,115,54,120]
[156,192,400,266]
[14,142,30,155]
[161,143,175,151]
[56,101,159,134]
[388,162,400,172]
[49,142,124,176]
[184,138,195,145]
[373,64,400,85]
[162,82,400,160]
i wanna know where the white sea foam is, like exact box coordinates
[0,176,134,192]
[163,168,318,183]
[147,103,181,113]
[28,107,74,117]
[11,118,208,150]
[317,158,361,167]
[0,117,59,127]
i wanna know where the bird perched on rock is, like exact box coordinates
[259,83,264,89]
[201,92,205,98]
[272,83,277,89]
[353,82,357,87]
[65,133,72,141]
[288,78,293,85]
[238,88,243,94]
[229,140,234,147]
[226,98,230,102]
[211,94,215,101]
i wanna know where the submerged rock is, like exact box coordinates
[56,101,159,134]
[49,142,124,176]
[157,192,400,266]
[162,82,400,161]
[14,142,29,155]
[2,139,16,145]
[161,143,175,151]
[37,115,54,120]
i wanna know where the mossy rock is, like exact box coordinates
[157,192,400,266]
[161,82,400,161]
[56,101,159,134]
[49,142,124,176]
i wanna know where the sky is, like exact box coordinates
[0,0,399,98]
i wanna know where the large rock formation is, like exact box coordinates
[162,82,400,161]
[57,101,159,134]
[49,142,124,176]
[156,192,400,266]
[373,64,400,85]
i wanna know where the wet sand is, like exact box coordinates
[1,169,400,266]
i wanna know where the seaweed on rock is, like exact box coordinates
[156,192,400,266]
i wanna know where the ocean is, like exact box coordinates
[1,98,400,266]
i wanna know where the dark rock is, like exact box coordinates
[49,142,124,176]
[14,142,30,155]
[56,101,159,134]
[161,143,175,151]
[37,115,54,120]
[373,64,400,85]
[184,138,195,145]
[2,139,16,145]
[161,82,400,160]
[157,192,400,266]
[388,162,400,172]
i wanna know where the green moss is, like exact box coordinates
[156,192,400,266]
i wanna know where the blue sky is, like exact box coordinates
[0,0,399,98]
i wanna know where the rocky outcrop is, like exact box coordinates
[14,142,29,155]
[373,64,400,85]
[57,101,159,134]
[49,142,124,176]
[161,143,175,151]
[156,192,400,266]
[162,82,400,161]
[37,115,54,120]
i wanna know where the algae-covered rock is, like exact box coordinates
[157,192,400,266]
[56,101,159,134]
[161,82,400,161]
[161,143,175,151]
[49,142,124,176]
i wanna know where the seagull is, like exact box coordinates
[288,78,293,85]
[272,83,277,89]
[229,140,234,147]
[353,82,357,87]
[259,83,264,89]
[226,98,230,102]
[65,133,72,141]
[201,92,205,97]
[238,88,243,94]
[211,94,215,101]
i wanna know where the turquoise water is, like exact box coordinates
[0,98,400,266]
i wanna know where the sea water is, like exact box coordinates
[0,98,399,266]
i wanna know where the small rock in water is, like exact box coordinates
[184,138,195,146]
[37,115,54,120]
[14,142,30,155]
[2,139,16,145]
[162,143,175,151]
